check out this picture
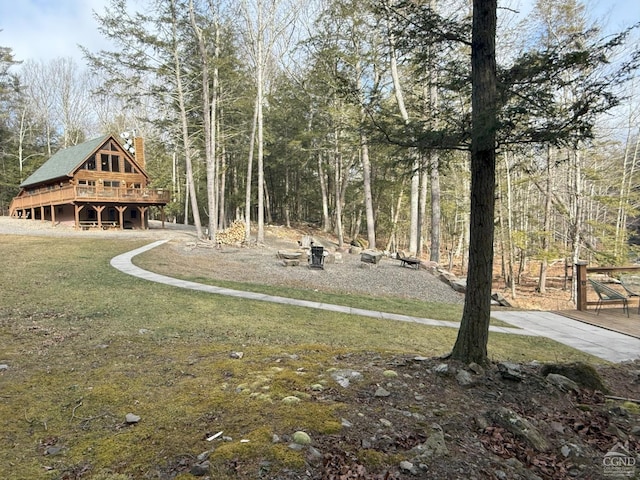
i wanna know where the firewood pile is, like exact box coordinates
[215,220,246,245]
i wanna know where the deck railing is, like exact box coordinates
[10,185,170,213]
[575,261,640,311]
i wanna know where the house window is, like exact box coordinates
[111,155,120,172]
[103,181,120,188]
[84,158,96,170]
[124,159,133,173]
[101,154,109,171]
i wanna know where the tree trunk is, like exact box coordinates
[451,0,497,365]
[429,151,441,263]
[172,0,203,239]
[245,96,259,243]
[318,152,330,232]
[537,145,553,294]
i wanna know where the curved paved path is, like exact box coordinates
[111,240,640,363]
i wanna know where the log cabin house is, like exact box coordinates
[8,134,170,230]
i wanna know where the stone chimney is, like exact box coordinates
[134,137,145,170]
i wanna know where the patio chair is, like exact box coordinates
[588,279,629,317]
[619,275,640,314]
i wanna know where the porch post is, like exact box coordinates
[74,204,85,229]
[51,205,56,225]
[94,205,106,228]
[115,206,127,230]
[576,261,588,311]
[137,206,148,229]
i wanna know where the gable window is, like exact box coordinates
[100,153,121,172]
[84,157,96,170]
[124,159,136,173]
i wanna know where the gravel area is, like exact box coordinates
[0,216,464,304]
[167,236,465,305]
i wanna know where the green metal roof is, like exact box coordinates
[20,135,110,188]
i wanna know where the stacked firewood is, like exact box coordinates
[215,220,246,245]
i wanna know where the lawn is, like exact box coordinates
[0,235,602,479]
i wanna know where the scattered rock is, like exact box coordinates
[230,351,244,359]
[468,362,484,375]
[491,292,513,307]
[379,418,392,427]
[409,424,449,461]
[281,396,301,405]
[456,369,474,387]
[330,369,362,388]
[433,363,450,375]
[0,364,8,371]
[190,460,210,476]
[486,407,549,452]
[540,362,609,393]
[310,383,324,392]
[546,373,580,393]
[399,460,418,474]
[374,386,391,397]
[125,413,141,424]
[497,362,524,381]
[44,446,63,456]
[383,370,398,378]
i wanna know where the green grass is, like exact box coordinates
[0,235,603,479]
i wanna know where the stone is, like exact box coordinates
[44,446,63,456]
[468,362,484,375]
[409,424,449,461]
[456,369,474,386]
[282,396,301,405]
[330,369,362,388]
[399,460,417,474]
[307,446,323,465]
[379,418,392,427]
[540,362,609,393]
[383,370,398,378]
[190,461,210,476]
[310,384,324,392]
[546,373,580,393]
[0,364,8,371]
[125,413,141,424]
[292,431,312,446]
[486,407,549,452]
[497,362,524,381]
[450,279,467,293]
[374,387,391,397]
[434,363,450,375]
[230,351,244,359]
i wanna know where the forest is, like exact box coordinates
[0,0,639,298]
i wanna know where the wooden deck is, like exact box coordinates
[555,306,640,339]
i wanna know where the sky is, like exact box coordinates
[0,0,638,64]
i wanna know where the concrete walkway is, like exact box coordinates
[111,240,640,363]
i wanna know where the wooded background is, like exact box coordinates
[1,0,638,300]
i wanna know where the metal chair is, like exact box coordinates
[589,279,629,317]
